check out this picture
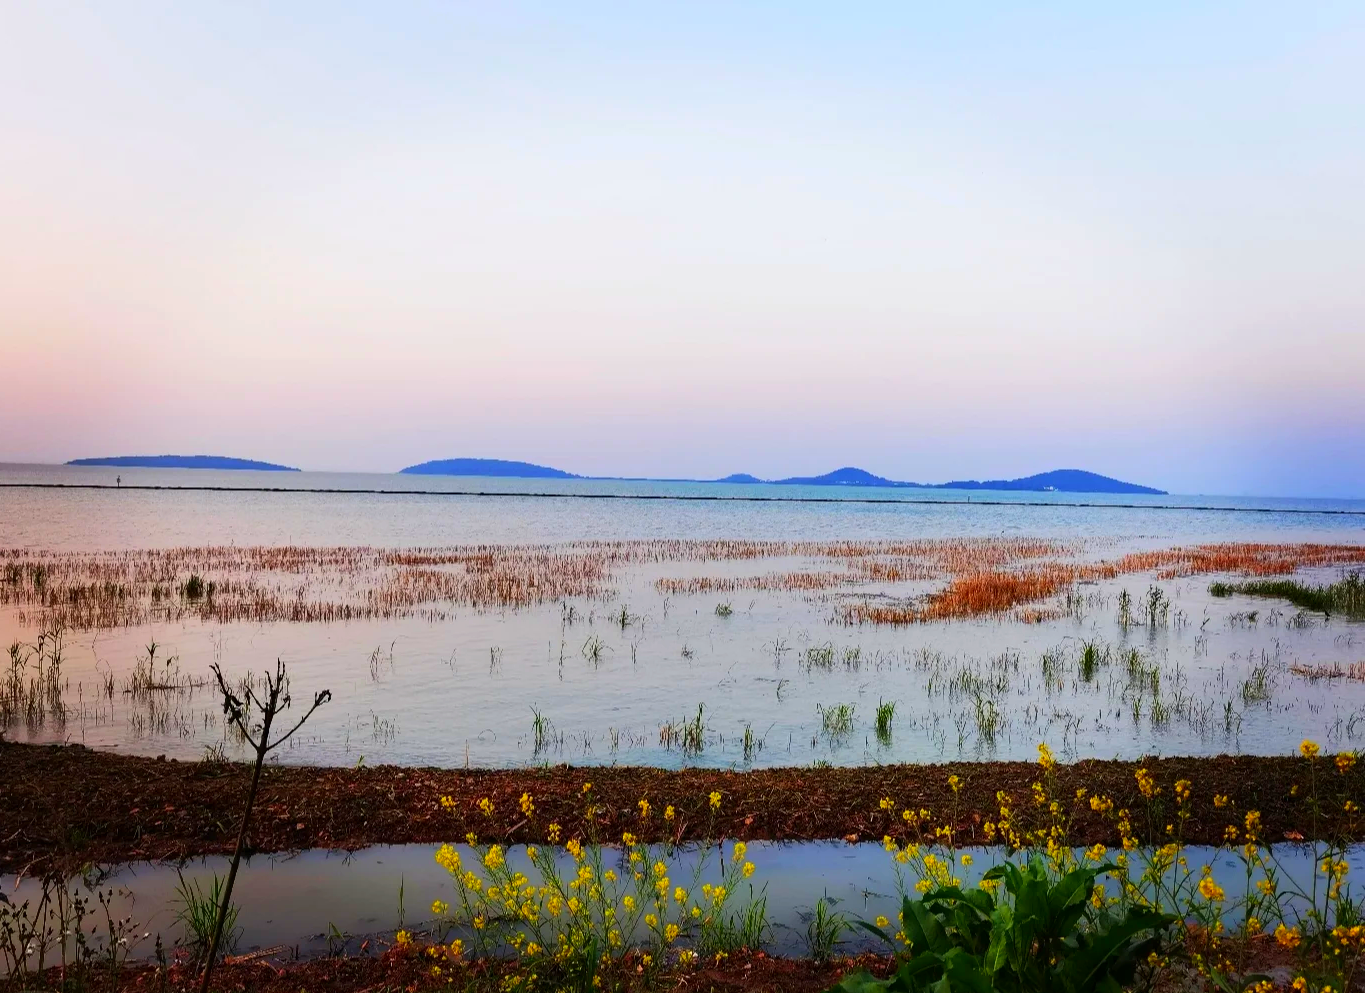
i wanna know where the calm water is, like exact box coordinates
[5,841,1361,964]
[3,463,1363,768]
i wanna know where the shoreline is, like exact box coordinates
[3,742,1357,874]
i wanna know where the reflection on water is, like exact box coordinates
[6,841,1365,965]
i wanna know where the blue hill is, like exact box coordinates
[935,469,1164,495]
[399,458,579,479]
[67,455,299,471]
[396,459,1163,494]
[771,466,917,487]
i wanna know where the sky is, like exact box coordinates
[1,3,1363,497]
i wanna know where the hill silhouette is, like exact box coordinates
[67,455,298,471]
[400,458,1163,494]
[935,469,1164,495]
[400,458,579,479]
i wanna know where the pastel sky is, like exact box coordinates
[2,3,1363,497]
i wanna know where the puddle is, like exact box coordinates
[5,840,1363,968]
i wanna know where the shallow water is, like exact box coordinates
[4,841,1362,965]
[3,464,1364,768]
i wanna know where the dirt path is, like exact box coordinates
[2,742,1356,874]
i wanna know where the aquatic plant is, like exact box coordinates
[804,894,849,963]
[173,869,239,964]
[1078,638,1107,682]
[818,702,855,739]
[875,699,896,744]
[1210,571,1365,617]
[6,539,1365,631]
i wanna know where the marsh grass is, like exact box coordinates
[874,699,896,744]
[1144,585,1170,627]
[802,643,836,671]
[803,894,849,962]
[530,706,552,752]
[9,539,1365,633]
[1078,638,1109,682]
[174,870,239,963]
[581,635,609,665]
[818,702,855,739]
[1210,571,1365,617]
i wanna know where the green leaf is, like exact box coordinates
[940,947,994,993]
[908,898,953,955]
[1060,907,1174,993]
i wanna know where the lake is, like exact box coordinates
[3,463,1364,769]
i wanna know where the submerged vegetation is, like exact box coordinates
[4,541,1365,631]
[1210,571,1365,617]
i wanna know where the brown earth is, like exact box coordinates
[3,742,1360,875]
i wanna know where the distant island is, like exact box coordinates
[400,458,580,479]
[67,455,300,471]
[733,466,1163,495]
[400,458,1164,495]
[934,469,1165,495]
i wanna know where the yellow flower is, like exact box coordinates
[665,923,680,942]
[623,895,636,911]
[875,915,890,928]
[1301,739,1320,760]
[519,792,535,816]
[1037,743,1056,771]
[1275,923,1302,950]
[431,899,449,915]
[644,913,659,928]
[622,831,637,846]
[478,796,495,816]
[960,853,973,867]
[948,775,962,793]
[743,861,755,878]
[638,798,651,818]
[395,929,412,948]
[732,841,748,863]
[709,791,722,811]
[582,782,593,793]
[1198,876,1225,902]
[1337,752,1357,774]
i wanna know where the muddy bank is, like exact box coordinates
[2,742,1359,873]
[0,948,888,993]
